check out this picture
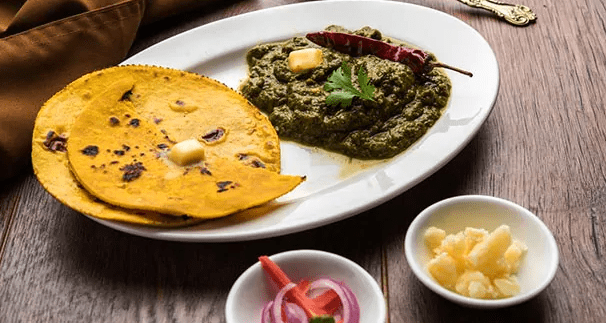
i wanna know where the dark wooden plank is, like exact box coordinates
[0,176,382,322]
[0,174,27,263]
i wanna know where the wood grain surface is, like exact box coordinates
[2,0,606,322]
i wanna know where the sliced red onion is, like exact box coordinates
[261,301,273,323]
[270,282,307,323]
[283,302,307,323]
[308,278,360,323]
[261,278,360,323]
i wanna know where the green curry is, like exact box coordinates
[240,26,451,159]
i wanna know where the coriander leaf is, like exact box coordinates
[309,316,336,323]
[357,63,376,101]
[324,62,351,92]
[325,90,355,107]
[324,61,375,107]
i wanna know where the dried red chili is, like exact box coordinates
[306,31,472,77]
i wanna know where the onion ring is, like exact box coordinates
[262,278,360,323]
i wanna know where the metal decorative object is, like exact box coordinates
[457,0,537,26]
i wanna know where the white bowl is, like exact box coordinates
[404,195,559,309]
[226,249,386,323]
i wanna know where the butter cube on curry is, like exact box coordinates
[288,48,323,73]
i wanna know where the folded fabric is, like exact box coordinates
[0,0,213,181]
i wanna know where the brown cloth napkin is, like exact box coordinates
[0,0,212,181]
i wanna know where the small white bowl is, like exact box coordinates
[404,195,559,309]
[226,249,386,323]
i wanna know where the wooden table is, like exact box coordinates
[2,0,605,321]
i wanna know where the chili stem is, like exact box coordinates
[430,62,474,77]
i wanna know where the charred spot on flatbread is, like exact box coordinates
[109,117,120,126]
[119,88,133,101]
[128,118,141,127]
[43,131,67,152]
[81,145,99,156]
[201,128,226,143]
[238,153,266,169]
[119,162,146,182]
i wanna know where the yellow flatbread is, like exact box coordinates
[66,78,303,218]
[32,65,298,225]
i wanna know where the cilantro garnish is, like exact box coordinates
[309,316,336,323]
[324,61,375,107]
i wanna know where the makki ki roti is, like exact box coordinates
[67,78,304,218]
[32,65,302,224]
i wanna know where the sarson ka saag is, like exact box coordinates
[240,25,467,159]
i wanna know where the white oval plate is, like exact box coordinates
[94,0,498,242]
